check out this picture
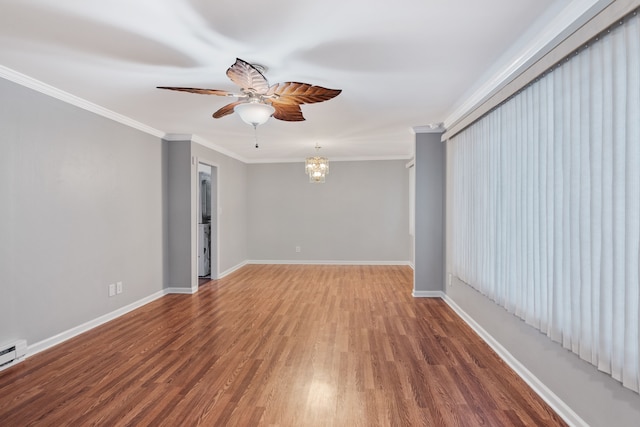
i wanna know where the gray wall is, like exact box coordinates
[247,160,410,262]
[0,78,165,346]
[0,78,250,349]
[166,140,192,288]
[414,132,445,291]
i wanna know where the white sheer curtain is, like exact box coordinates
[447,11,640,392]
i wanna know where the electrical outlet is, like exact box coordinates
[108,284,116,297]
[295,246,301,253]
[116,281,123,294]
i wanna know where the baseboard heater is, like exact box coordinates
[0,340,27,369]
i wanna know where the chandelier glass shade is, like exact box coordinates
[305,145,329,183]
[234,101,275,127]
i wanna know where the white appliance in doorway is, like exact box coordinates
[197,162,217,280]
[198,223,211,277]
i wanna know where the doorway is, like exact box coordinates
[197,162,218,284]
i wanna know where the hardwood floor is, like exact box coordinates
[0,265,566,426]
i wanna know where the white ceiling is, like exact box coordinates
[0,0,600,162]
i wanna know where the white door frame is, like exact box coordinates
[192,158,220,291]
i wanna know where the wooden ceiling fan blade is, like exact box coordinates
[158,59,339,124]
[226,58,270,94]
[267,82,341,105]
[157,86,236,96]
[271,102,305,122]
[213,101,244,119]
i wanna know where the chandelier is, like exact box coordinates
[305,144,329,183]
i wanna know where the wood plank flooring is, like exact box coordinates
[0,265,566,426]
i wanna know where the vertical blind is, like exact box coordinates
[447,11,640,392]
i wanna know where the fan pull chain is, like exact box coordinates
[253,124,259,148]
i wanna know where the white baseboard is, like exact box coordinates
[412,290,445,298]
[28,289,167,357]
[165,287,196,294]
[218,260,249,278]
[247,260,412,266]
[441,294,587,427]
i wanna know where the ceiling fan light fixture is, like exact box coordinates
[234,101,275,127]
[158,58,340,125]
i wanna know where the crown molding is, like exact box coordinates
[191,134,249,163]
[162,134,412,164]
[443,0,612,131]
[245,154,413,165]
[0,65,165,138]
[329,155,413,162]
[162,133,193,142]
[412,124,445,134]
[162,133,250,163]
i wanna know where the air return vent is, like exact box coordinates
[0,340,27,370]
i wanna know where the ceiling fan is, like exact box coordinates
[158,58,342,127]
